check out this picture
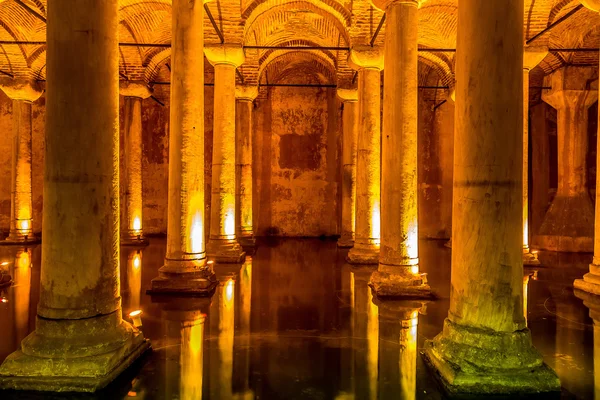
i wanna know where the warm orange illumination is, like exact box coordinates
[19,219,29,232]
[16,250,30,269]
[181,314,205,400]
[190,214,203,254]
[188,192,205,254]
[400,313,419,400]
[367,286,379,400]
[224,210,235,237]
[218,277,235,398]
[129,309,143,328]
[225,278,234,304]
[133,253,141,270]
[372,201,381,245]
[132,215,142,232]
[407,221,419,261]
[1,261,9,266]
[1,297,8,304]
[523,275,530,325]
[523,221,529,248]
[127,250,142,311]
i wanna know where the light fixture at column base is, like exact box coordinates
[337,236,354,248]
[347,243,379,264]
[148,268,218,296]
[422,319,560,396]
[207,239,246,263]
[0,326,150,393]
[523,249,541,265]
[369,270,433,299]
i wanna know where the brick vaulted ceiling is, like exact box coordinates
[0,0,598,101]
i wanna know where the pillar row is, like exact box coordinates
[535,66,598,253]
[205,44,246,264]
[370,0,431,298]
[424,0,560,394]
[0,80,43,245]
[149,0,217,295]
[522,47,547,265]
[347,46,383,265]
[120,81,152,246]
[337,88,359,248]
[235,85,258,251]
[0,0,150,391]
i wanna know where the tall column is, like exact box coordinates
[0,0,150,391]
[205,45,246,264]
[337,89,359,248]
[120,81,152,246]
[370,0,430,298]
[522,48,547,264]
[235,85,258,251]
[347,47,383,264]
[423,0,560,394]
[0,80,43,245]
[534,66,597,253]
[149,0,217,295]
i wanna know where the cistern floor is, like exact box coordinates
[0,238,596,399]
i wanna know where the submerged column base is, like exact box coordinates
[120,233,149,247]
[148,258,218,296]
[523,247,540,266]
[369,265,432,299]
[423,319,560,396]
[0,313,150,393]
[237,234,256,252]
[574,264,600,295]
[347,241,379,264]
[337,235,354,248]
[207,238,246,263]
[1,231,39,246]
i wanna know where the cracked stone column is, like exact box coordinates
[235,85,258,251]
[337,88,359,248]
[205,44,246,263]
[522,47,547,265]
[0,80,43,245]
[347,47,383,264]
[120,81,152,246]
[575,0,600,294]
[370,0,430,298]
[0,0,150,391]
[534,66,598,253]
[423,0,560,394]
[149,0,217,294]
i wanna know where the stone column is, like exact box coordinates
[149,0,217,295]
[522,48,547,264]
[337,89,359,248]
[535,67,597,253]
[235,85,258,251]
[120,81,152,246]
[369,0,430,298]
[575,0,600,294]
[347,47,383,264]
[423,0,560,394]
[0,80,43,245]
[0,0,150,391]
[205,45,246,264]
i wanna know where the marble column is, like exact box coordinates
[0,80,43,245]
[423,0,560,394]
[0,0,150,391]
[235,85,258,251]
[535,66,597,253]
[337,89,359,248]
[205,45,246,263]
[347,47,383,264]
[522,48,547,265]
[149,0,217,295]
[370,0,430,298]
[120,81,152,246]
[575,0,600,294]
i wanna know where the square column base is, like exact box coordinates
[207,239,246,263]
[423,319,560,396]
[369,269,433,299]
[523,249,540,266]
[120,235,149,247]
[0,235,40,246]
[347,243,379,264]
[574,268,600,295]
[0,331,150,393]
[337,236,354,248]
[148,268,218,296]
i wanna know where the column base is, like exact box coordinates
[0,233,40,246]
[369,268,433,299]
[337,235,355,248]
[207,238,246,263]
[0,316,150,393]
[523,248,540,266]
[120,235,149,247]
[574,264,600,295]
[148,262,218,296]
[347,242,379,264]
[237,235,256,253]
[423,319,560,396]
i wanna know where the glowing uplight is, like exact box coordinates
[407,221,419,260]
[1,297,8,303]
[523,222,529,247]
[190,216,203,254]
[1,262,8,266]
[19,219,29,232]
[129,309,143,328]
[133,253,141,270]
[224,211,235,237]
[225,278,234,303]
[372,202,381,245]
[132,216,142,232]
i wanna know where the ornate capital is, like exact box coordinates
[370,0,424,12]
[523,46,548,71]
[348,45,384,71]
[581,0,600,12]
[119,81,153,99]
[235,85,258,101]
[0,79,43,102]
[542,66,599,109]
[204,44,245,68]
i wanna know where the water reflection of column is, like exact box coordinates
[180,314,205,400]
[125,249,142,314]
[12,249,32,344]
[351,270,378,400]
[210,277,236,399]
[376,301,421,400]
[234,257,254,397]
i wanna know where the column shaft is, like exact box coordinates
[347,67,381,264]
[235,98,255,249]
[338,98,358,248]
[424,0,559,394]
[522,69,531,252]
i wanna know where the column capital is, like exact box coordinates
[119,81,153,99]
[523,46,548,71]
[348,45,384,71]
[542,66,599,109]
[204,44,245,68]
[337,88,358,102]
[581,0,600,12]
[0,78,43,102]
[235,85,258,101]
[370,0,426,12]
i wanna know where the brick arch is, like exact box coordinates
[260,51,336,84]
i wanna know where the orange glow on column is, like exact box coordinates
[181,314,205,400]
[523,221,529,249]
[128,250,142,311]
[372,201,381,245]
[224,208,235,237]
[16,249,31,269]
[367,287,379,400]
[132,215,142,232]
[407,220,419,271]
[400,313,418,400]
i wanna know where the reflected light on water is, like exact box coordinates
[181,314,205,400]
